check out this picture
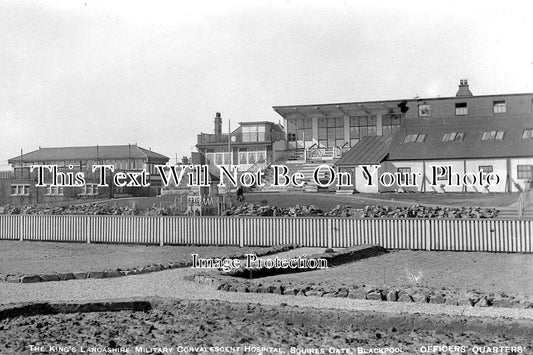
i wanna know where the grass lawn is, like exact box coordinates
[0,240,270,276]
[255,249,533,298]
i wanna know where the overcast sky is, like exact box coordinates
[1,0,533,168]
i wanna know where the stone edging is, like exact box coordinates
[0,298,154,321]
[0,244,298,284]
[224,245,387,278]
[192,272,533,310]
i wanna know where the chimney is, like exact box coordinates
[214,112,222,136]
[456,79,473,97]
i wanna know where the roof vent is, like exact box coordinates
[456,79,473,97]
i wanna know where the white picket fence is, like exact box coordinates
[0,215,531,253]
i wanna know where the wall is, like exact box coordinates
[384,159,509,193]
[403,94,533,120]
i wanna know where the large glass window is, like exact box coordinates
[349,115,377,146]
[382,114,402,137]
[287,118,312,148]
[242,125,266,142]
[318,117,345,148]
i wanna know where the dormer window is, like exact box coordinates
[418,104,431,117]
[442,132,465,142]
[403,133,427,143]
[455,102,467,116]
[493,100,506,114]
[481,130,505,140]
[522,129,533,139]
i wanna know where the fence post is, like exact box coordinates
[239,218,244,247]
[425,219,431,251]
[86,216,91,244]
[159,217,164,247]
[327,218,333,249]
[19,215,23,242]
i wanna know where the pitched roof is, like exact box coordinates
[8,145,169,163]
[335,135,392,166]
[388,114,533,160]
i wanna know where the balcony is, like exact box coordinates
[197,132,281,145]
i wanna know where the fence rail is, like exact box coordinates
[0,215,531,253]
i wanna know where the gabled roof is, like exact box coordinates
[8,145,169,163]
[388,114,533,160]
[335,135,393,166]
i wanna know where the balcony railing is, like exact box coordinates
[197,132,281,145]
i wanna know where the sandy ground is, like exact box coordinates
[2,241,532,299]
[1,248,533,354]
[2,265,533,321]
[254,249,533,297]
[0,241,271,275]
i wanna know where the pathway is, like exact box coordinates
[1,266,532,321]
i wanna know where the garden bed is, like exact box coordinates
[223,245,387,279]
[1,298,532,354]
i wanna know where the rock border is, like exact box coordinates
[0,244,298,284]
[0,298,154,321]
[224,245,387,279]
[192,272,533,310]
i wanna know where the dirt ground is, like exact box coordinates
[254,250,533,298]
[0,241,270,275]
[0,299,531,354]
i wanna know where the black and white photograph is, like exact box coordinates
[1,0,533,354]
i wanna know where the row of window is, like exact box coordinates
[403,129,533,143]
[396,165,533,182]
[241,125,267,142]
[15,160,145,170]
[417,100,515,117]
[10,184,99,196]
[287,114,402,148]
[205,150,267,166]
[287,115,401,148]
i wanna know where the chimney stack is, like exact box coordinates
[456,79,473,97]
[214,112,222,136]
